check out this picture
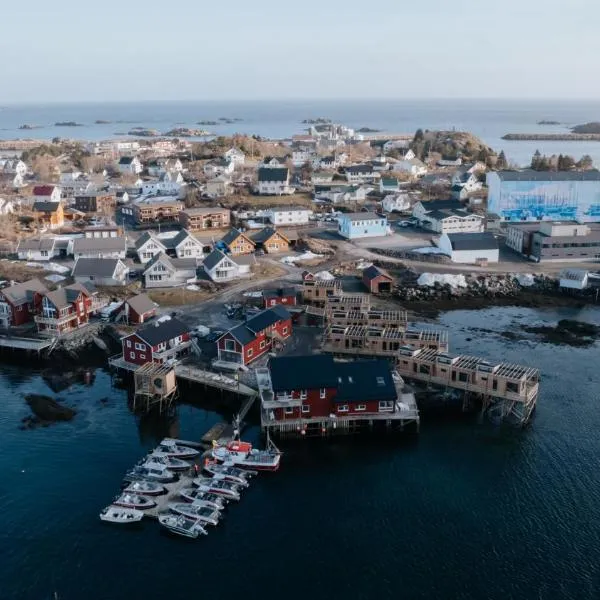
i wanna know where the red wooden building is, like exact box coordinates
[121,317,191,366]
[362,265,394,294]
[261,355,398,422]
[262,287,297,309]
[216,305,291,366]
[0,279,47,328]
[115,293,158,324]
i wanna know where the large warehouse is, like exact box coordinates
[487,170,600,222]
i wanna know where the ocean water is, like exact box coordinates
[1,305,600,600]
[1,99,600,167]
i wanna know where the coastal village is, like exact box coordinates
[0,120,599,438]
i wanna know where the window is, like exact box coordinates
[139,354,146,360]
[300,390,307,399]
[247,349,253,357]
[302,405,310,414]
[337,405,349,413]
[225,340,236,351]
[284,407,294,415]
[129,352,135,359]
[259,340,266,349]
[126,340,131,348]
[135,343,146,351]
[282,327,288,335]
[379,400,394,412]
[355,404,366,411]
[319,388,326,399]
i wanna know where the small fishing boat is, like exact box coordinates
[193,476,241,501]
[99,505,144,524]
[144,453,191,472]
[179,487,226,510]
[157,439,199,460]
[204,461,253,486]
[168,502,221,526]
[158,513,207,539]
[123,480,166,496]
[123,463,178,485]
[113,493,157,510]
[212,440,281,471]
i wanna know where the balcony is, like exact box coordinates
[153,340,192,360]
[35,312,80,327]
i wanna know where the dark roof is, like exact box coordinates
[269,355,337,391]
[251,227,289,244]
[263,287,296,299]
[446,232,499,251]
[227,323,256,346]
[72,257,123,278]
[203,249,230,270]
[334,360,397,403]
[363,265,392,281]
[419,199,463,212]
[33,201,61,213]
[263,156,286,165]
[226,306,290,345]
[220,228,244,246]
[426,208,474,221]
[135,316,189,346]
[32,185,56,196]
[44,283,91,310]
[135,231,162,250]
[258,167,288,182]
[345,164,373,174]
[342,212,382,221]
[119,156,135,165]
[73,237,126,253]
[0,278,47,305]
[162,230,196,250]
[495,169,600,182]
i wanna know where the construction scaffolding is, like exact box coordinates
[301,279,343,305]
[327,308,409,329]
[395,346,540,425]
[133,363,178,413]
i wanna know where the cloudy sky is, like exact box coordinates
[2,0,598,102]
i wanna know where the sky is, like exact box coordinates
[2,0,599,102]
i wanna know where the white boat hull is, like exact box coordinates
[114,494,157,510]
[212,448,281,471]
[168,503,221,526]
[100,506,144,524]
[158,514,206,538]
[192,477,241,501]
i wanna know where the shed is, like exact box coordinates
[362,265,394,294]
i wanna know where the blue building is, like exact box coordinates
[338,212,388,239]
[487,170,600,222]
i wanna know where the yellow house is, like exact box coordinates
[32,201,64,230]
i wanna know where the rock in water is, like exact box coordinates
[24,394,76,422]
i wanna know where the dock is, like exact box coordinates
[0,335,55,352]
[141,473,195,519]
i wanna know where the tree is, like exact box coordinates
[531,150,542,169]
[497,150,507,169]
[413,128,424,143]
[577,155,594,170]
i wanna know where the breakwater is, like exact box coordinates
[502,132,600,141]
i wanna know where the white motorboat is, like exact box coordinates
[179,488,226,510]
[99,505,144,524]
[124,463,178,484]
[158,513,207,539]
[123,480,166,496]
[113,493,157,510]
[144,453,191,472]
[212,440,281,471]
[192,476,241,501]
[157,439,200,460]
[168,502,221,526]
[203,461,252,486]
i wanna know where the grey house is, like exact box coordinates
[72,258,130,286]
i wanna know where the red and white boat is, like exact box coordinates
[211,440,281,472]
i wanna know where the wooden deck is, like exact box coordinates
[0,335,55,351]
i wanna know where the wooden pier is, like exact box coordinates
[396,347,540,425]
[0,335,55,353]
[133,363,178,413]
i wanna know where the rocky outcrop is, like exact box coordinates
[22,394,76,428]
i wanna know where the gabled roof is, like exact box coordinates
[125,293,157,316]
[363,265,392,281]
[262,156,286,165]
[258,167,288,182]
[203,249,235,271]
[418,199,463,212]
[345,164,373,174]
[17,238,56,252]
[250,227,290,245]
[446,232,498,251]
[118,156,136,165]
[224,306,290,345]
[135,317,189,346]
[163,230,201,250]
[73,237,126,253]
[263,287,296,299]
[33,201,61,213]
[269,355,337,391]
[44,282,91,310]
[135,231,166,251]
[220,228,255,248]
[0,278,47,305]
[32,185,56,196]
[72,257,124,278]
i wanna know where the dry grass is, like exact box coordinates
[250,262,287,278]
[0,259,50,283]
[147,288,212,306]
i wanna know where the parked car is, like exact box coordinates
[205,330,225,343]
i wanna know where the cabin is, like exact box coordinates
[259,355,400,421]
[32,201,64,229]
[251,227,290,254]
[143,253,197,288]
[0,279,47,328]
[114,293,158,324]
[35,283,105,335]
[121,317,191,366]
[262,287,297,309]
[219,228,256,256]
[16,238,59,261]
[362,265,394,294]
[32,185,61,203]
[216,305,292,366]
[72,257,130,287]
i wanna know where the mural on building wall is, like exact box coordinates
[489,181,600,222]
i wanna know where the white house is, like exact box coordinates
[382,194,411,213]
[204,158,234,178]
[292,147,316,167]
[135,232,168,263]
[59,170,82,185]
[436,232,499,264]
[72,257,130,286]
[383,141,412,155]
[559,269,590,290]
[2,159,27,178]
[70,237,127,260]
[413,199,484,234]
[268,206,312,226]
[135,230,204,263]
[394,157,427,177]
[17,238,58,261]
[311,172,335,185]
[32,185,62,203]
[0,198,15,215]
[118,156,143,175]
[261,157,287,169]
[338,212,388,239]
[345,165,378,183]
[257,167,294,195]
[143,253,197,288]
[202,249,252,282]
[224,148,245,166]
[141,171,186,196]
[379,177,399,194]
[452,169,482,192]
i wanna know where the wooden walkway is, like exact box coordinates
[0,335,55,351]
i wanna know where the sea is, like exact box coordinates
[2,305,600,600]
[1,99,600,167]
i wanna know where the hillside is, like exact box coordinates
[409,129,497,164]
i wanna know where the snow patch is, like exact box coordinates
[315,270,335,281]
[45,274,66,283]
[186,284,201,291]
[413,246,448,255]
[26,262,70,274]
[280,251,323,264]
[417,273,468,288]
[514,273,535,287]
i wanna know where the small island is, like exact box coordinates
[571,122,600,134]
[163,127,212,137]
[55,121,83,127]
[94,119,112,124]
[198,120,219,126]
[302,118,331,124]
[18,124,43,130]
[537,120,561,125]
[127,127,160,137]
[357,127,381,133]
